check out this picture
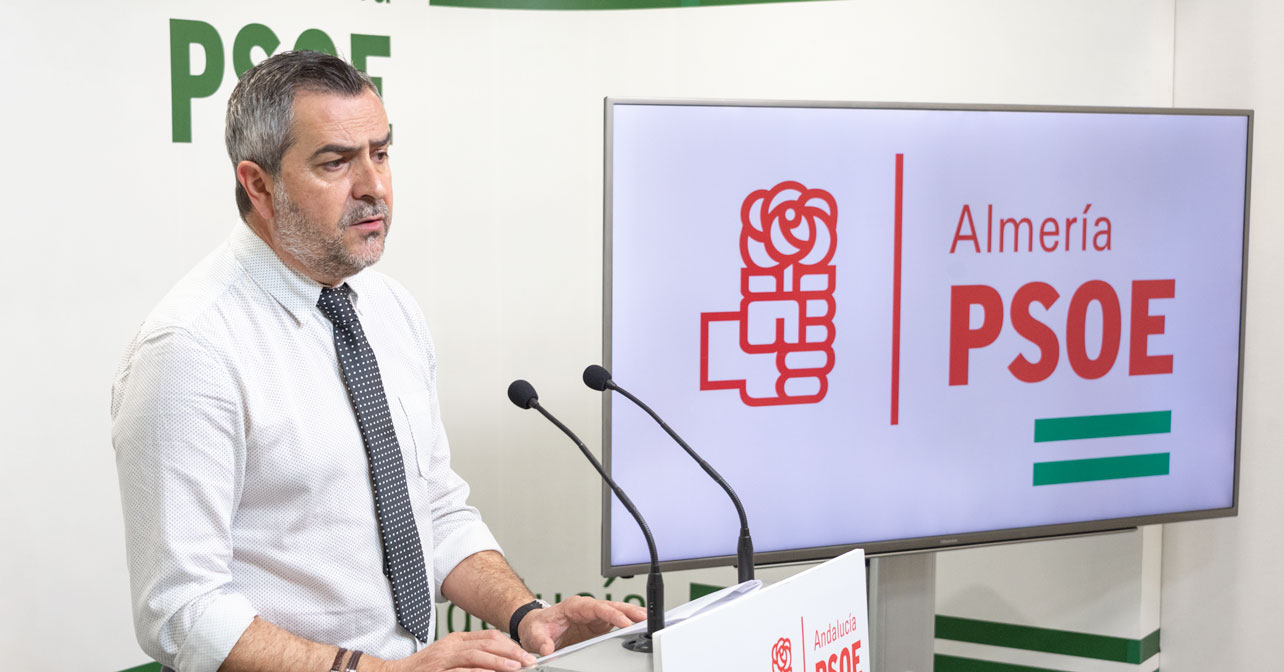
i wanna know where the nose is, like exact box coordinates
[352,153,388,203]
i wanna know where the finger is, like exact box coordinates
[585,599,641,629]
[444,647,530,671]
[551,596,637,631]
[456,630,528,648]
[444,632,537,666]
[608,601,648,623]
[522,628,557,658]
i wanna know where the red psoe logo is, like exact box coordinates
[771,636,794,672]
[700,182,838,406]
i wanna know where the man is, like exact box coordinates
[112,50,644,672]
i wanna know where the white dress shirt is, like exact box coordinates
[111,224,500,672]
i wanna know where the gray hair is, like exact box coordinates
[225,50,379,220]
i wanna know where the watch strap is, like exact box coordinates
[508,599,549,644]
[330,648,348,672]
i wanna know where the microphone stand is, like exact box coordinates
[509,379,664,652]
[587,366,755,584]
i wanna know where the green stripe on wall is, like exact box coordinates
[1134,627,1162,662]
[936,615,1160,664]
[1034,411,1171,442]
[1033,452,1170,486]
[119,664,160,672]
[431,0,828,9]
[936,654,1067,672]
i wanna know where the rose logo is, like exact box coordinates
[771,637,793,672]
[700,181,838,406]
[741,181,837,270]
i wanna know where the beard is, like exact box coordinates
[273,181,392,283]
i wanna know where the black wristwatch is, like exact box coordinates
[509,599,551,644]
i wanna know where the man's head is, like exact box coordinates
[226,50,393,286]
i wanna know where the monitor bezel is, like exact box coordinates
[600,97,1252,578]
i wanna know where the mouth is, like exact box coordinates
[350,215,385,233]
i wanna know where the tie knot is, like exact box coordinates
[317,284,357,325]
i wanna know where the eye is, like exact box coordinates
[323,158,346,170]
[374,148,390,162]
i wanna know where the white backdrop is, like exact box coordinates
[1162,1,1284,670]
[0,1,1181,670]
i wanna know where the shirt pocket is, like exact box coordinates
[396,392,436,480]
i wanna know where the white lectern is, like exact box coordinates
[529,549,870,672]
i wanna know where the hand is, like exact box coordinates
[381,631,537,672]
[517,596,648,657]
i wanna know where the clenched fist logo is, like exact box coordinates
[771,637,793,672]
[701,181,838,406]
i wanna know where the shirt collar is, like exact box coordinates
[231,224,374,324]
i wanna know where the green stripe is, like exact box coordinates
[431,0,827,9]
[1034,411,1171,442]
[1133,627,1162,662]
[1033,452,1170,486]
[935,654,1067,672]
[118,664,160,672]
[936,616,1160,664]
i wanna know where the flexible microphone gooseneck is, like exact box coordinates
[583,365,756,584]
[506,379,664,652]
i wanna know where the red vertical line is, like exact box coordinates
[891,153,904,425]
[801,616,807,671]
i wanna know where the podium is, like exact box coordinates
[531,549,870,672]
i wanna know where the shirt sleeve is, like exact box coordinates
[112,326,257,672]
[420,385,504,599]
[382,279,504,597]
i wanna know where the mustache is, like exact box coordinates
[341,200,390,228]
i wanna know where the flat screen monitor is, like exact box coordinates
[602,99,1251,576]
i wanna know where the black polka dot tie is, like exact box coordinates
[318,284,432,642]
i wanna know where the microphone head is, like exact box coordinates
[507,379,539,409]
[582,364,613,391]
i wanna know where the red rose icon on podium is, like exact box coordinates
[700,181,838,406]
[771,636,793,672]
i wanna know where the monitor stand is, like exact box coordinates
[869,553,937,672]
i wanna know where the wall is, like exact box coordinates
[0,3,435,669]
[1161,0,1284,669]
[416,0,1176,627]
[936,528,1162,671]
[0,1,1179,670]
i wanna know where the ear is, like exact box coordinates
[236,160,276,222]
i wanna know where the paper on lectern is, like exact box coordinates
[532,579,763,665]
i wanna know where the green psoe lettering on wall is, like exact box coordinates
[169,19,392,143]
[294,28,338,56]
[232,23,279,77]
[352,34,392,92]
[169,19,222,143]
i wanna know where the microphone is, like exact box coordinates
[506,379,664,652]
[583,365,755,583]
